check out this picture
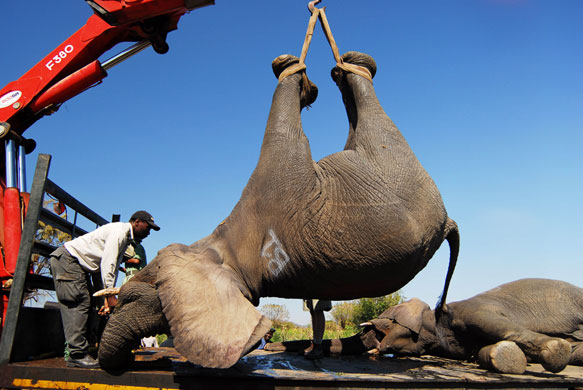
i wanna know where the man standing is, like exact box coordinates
[120,240,147,285]
[303,299,332,360]
[50,210,160,368]
[121,239,158,348]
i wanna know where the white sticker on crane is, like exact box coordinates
[0,90,22,108]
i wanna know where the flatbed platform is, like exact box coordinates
[2,347,583,389]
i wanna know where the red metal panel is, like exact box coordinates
[2,188,21,277]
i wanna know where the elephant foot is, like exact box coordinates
[478,341,527,374]
[263,342,286,352]
[331,51,377,83]
[272,54,318,108]
[569,342,583,365]
[272,54,300,78]
[539,338,571,373]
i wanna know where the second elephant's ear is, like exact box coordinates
[154,244,272,368]
[382,298,430,335]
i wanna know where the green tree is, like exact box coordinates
[351,291,405,325]
[331,301,355,329]
[260,303,290,327]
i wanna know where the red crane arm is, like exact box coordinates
[0,0,214,136]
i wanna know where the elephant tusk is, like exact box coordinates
[94,287,121,297]
[360,322,373,327]
[367,348,379,355]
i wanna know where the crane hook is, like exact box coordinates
[308,0,322,13]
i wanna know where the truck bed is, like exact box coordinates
[2,347,583,389]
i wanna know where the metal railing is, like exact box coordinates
[0,154,110,364]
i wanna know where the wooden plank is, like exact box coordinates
[32,240,56,258]
[39,209,88,238]
[24,273,55,291]
[1,349,582,389]
[44,179,108,227]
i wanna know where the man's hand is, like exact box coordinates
[98,295,118,316]
[98,305,110,316]
[107,295,118,308]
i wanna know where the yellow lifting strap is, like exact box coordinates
[278,0,373,83]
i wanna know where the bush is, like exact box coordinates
[351,291,405,325]
[329,292,405,329]
[259,294,404,346]
[331,301,355,329]
[156,334,168,346]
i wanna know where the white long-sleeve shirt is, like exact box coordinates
[64,222,134,288]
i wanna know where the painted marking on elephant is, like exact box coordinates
[261,229,290,277]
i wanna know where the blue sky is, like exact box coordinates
[2,1,582,325]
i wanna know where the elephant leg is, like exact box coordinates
[265,339,312,353]
[250,56,318,185]
[477,341,527,374]
[499,330,570,373]
[569,341,583,366]
[331,52,419,169]
[462,311,571,373]
[265,331,377,355]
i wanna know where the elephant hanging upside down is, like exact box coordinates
[98,52,459,369]
[266,278,583,374]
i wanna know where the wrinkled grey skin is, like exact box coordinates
[99,51,459,369]
[267,279,583,374]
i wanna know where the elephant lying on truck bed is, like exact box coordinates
[98,51,459,369]
[266,279,583,374]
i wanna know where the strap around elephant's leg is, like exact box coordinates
[277,3,318,82]
[335,62,373,83]
[277,62,307,83]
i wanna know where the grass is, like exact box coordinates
[271,321,359,343]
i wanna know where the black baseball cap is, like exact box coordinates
[130,210,160,231]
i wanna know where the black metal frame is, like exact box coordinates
[0,154,109,365]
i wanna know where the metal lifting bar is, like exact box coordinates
[17,145,27,193]
[5,140,17,188]
[101,40,152,71]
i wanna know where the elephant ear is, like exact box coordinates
[381,298,430,335]
[154,244,272,368]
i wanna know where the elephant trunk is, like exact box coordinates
[266,329,379,355]
[98,281,170,369]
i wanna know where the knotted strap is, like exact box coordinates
[279,0,373,84]
[278,5,318,82]
[317,5,373,83]
[277,63,307,83]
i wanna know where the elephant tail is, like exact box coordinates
[435,218,460,316]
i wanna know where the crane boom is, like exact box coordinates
[0,0,214,137]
